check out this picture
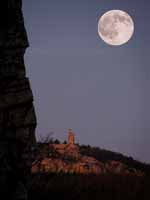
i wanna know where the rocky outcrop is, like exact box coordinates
[32,133,105,175]
[32,155,144,176]
[32,141,144,176]
[105,160,144,176]
[32,157,105,175]
[0,1,36,199]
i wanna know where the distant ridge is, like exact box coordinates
[32,129,150,175]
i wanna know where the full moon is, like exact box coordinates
[98,10,134,46]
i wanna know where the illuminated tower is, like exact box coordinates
[68,129,75,145]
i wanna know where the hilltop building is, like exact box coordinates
[31,129,144,176]
[32,129,104,174]
[68,129,75,144]
[49,129,80,159]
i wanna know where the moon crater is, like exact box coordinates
[98,10,134,46]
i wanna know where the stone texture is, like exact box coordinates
[0,1,36,199]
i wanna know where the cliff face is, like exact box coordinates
[0,1,36,199]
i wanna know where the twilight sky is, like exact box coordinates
[23,0,150,163]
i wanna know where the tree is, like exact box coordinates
[54,139,60,144]
[39,132,54,143]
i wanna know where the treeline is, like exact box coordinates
[30,139,150,199]
[34,138,150,174]
[79,144,150,174]
[29,173,150,200]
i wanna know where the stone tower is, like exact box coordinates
[0,1,36,199]
[68,129,75,145]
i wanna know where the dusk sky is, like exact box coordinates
[23,0,150,163]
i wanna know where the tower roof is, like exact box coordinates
[68,129,75,144]
[68,128,74,134]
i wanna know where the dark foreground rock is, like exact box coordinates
[0,1,36,199]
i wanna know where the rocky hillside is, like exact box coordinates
[79,144,150,175]
[31,140,149,176]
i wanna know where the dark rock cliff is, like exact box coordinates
[0,1,36,199]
